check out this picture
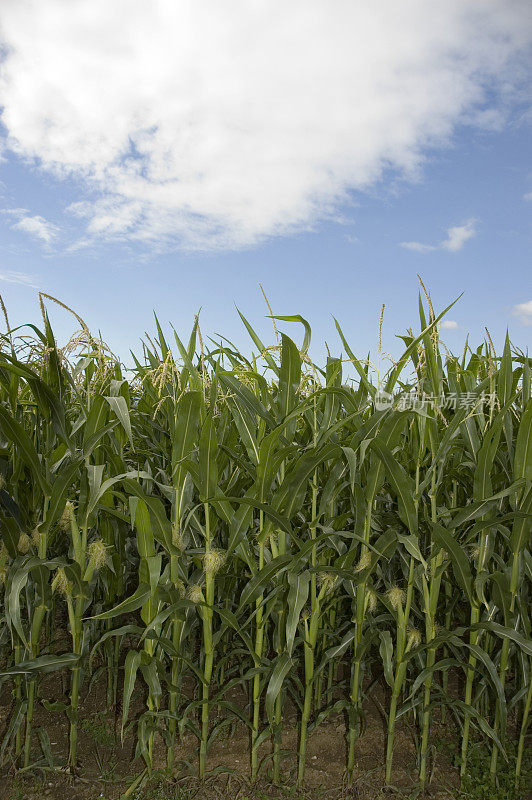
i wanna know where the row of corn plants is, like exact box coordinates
[0,290,530,795]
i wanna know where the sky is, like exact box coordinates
[0,0,531,371]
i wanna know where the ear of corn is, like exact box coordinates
[0,292,530,793]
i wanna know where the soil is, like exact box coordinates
[0,669,461,800]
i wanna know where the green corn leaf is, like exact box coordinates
[0,653,80,675]
[198,413,218,503]
[498,332,513,407]
[121,650,141,738]
[379,631,395,688]
[239,555,292,608]
[470,622,532,656]
[514,399,532,482]
[105,395,134,450]
[272,315,312,354]
[265,652,293,723]
[89,584,151,620]
[278,334,301,425]
[0,406,51,496]
[510,483,532,554]
[285,571,310,655]
[369,439,418,535]
[431,523,473,604]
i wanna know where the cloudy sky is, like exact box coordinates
[0,0,531,363]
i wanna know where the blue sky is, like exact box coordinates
[0,1,531,370]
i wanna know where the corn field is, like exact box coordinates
[0,291,530,795]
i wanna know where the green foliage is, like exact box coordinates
[80,712,116,747]
[443,739,532,800]
[0,290,530,796]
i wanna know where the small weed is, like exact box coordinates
[443,740,532,800]
[134,773,193,800]
[8,775,28,800]
[134,773,327,800]
[80,712,116,747]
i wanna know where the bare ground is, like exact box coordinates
[0,666,464,800]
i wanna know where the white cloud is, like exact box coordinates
[13,214,58,244]
[524,191,532,201]
[0,1,531,251]
[441,320,459,330]
[512,300,532,325]
[3,207,58,244]
[344,234,359,245]
[400,241,436,254]
[0,269,39,288]
[441,219,477,252]
[400,218,477,254]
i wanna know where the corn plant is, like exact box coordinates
[0,289,530,797]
